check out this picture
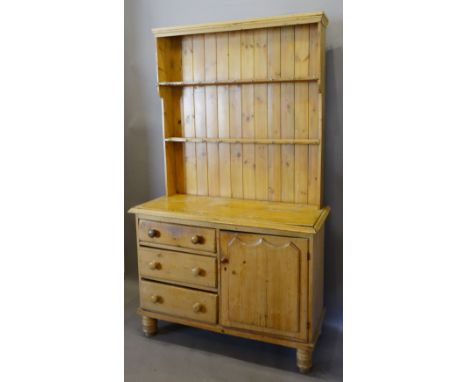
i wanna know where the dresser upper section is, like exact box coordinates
[152,13,327,208]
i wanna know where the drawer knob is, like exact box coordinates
[149,261,162,270]
[150,295,163,304]
[191,267,201,276]
[191,235,203,244]
[147,229,160,238]
[192,302,203,313]
[220,257,229,264]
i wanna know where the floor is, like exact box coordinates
[125,278,343,382]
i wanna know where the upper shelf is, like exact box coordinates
[158,77,319,87]
[152,12,328,38]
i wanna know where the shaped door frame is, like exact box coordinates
[219,231,309,340]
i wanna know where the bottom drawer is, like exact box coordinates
[140,280,217,324]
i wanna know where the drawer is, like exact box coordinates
[138,220,216,253]
[140,280,217,324]
[139,247,217,288]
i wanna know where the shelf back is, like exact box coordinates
[154,14,326,207]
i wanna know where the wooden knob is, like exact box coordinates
[220,257,229,264]
[150,295,162,304]
[149,261,161,270]
[191,267,201,276]
[191,235,203,244]
[148,229,159,238]
[192,302,202,313]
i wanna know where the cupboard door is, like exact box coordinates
[220,231,308,340]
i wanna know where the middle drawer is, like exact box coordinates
[139,246,217,288]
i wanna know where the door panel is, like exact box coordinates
[220,231,308,340]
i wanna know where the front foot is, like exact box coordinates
[142,316,158,337]
[296,348,312,373]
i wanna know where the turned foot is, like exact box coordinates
[142,316,157,337]
[296,348,313,373]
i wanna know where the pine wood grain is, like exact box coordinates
[228,31,243,199]
[137,15,330,371]
[138,219,216,253]
[254,29,269,200]
[152,12,328,37]
[280,26,295,202]
[220,232,308,340]
[156,21,325,206]
[140,280,218,324]
[294,25,310,204]
[241,30,255,199]
[139,246,217,288]
[130,194,328,234]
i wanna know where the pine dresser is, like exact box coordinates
[129,12,330,373]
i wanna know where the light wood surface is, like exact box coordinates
[152,12,328,37]
[158,77,318,86]
[140,280,218,324]
[220,232,309,340]
[138,219,216,253]
[310,226,325,341]
[130,194,329,234]
[164,137,320,144]
[141,316,158,337]
[296,348,313,373]
[132,13,330,373]
[139,247,217,288]
[155,19,326,205]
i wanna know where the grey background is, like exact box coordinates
[125,0,342,328]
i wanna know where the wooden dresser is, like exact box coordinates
[129,12,330,373]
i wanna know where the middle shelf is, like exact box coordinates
[164,137,321,145]
[158,77,319,87]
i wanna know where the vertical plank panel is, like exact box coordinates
[241,31,255,199]
[228,31,243,198]
[308,23,321,205]
[280,26,295,202]
[193,34,208,195]
[308,83,320,205]
[205,34,219,196]
[172,89,185,193]
[254,29,268,200]
[267,29,281,201]
[216,32,231,197]
[156,37,182,82]
[162,87,184,194]
[181,36,197,194]
[319,26,326,204]
[157,37,183,195]
[309,23,320,80]
[294,25,309,203]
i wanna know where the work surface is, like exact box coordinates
[129,194,330,234]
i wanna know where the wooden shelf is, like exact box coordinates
[164,137,320,145]
[158,77,318,87]
[154,16,326,205]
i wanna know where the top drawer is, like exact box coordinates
[138,220,216,253]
